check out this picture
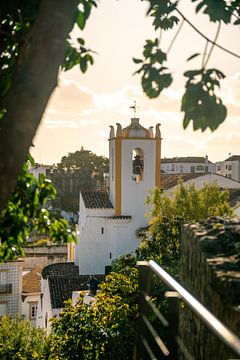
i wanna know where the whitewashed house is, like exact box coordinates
[216,155,240,181]
[161,156,215,174]
[36,262,100,330]
[74,117,162,275]
[22,266,41,327]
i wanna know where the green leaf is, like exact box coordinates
[184,69,203,78]
[77,38,85,45]
[132,58,143,64]
[80,57,88,73]
[76,12,85,30]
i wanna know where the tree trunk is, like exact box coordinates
[0,0,79,212]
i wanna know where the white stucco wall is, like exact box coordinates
[216,160,240,182]
[22,293,40,327]
[29,166,46,180]
[121,139,156,225]
[161,161,215,174]
[36,278,53,330]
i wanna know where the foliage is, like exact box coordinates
[0,156,76,262]
[133,38,172,98]
[182,68,227,131]
[135,0,240,131]
[48,148,109,212]
[146,181,233,223]
[49,270,138,360]
[56,149,109,177]
[0,316,46,360]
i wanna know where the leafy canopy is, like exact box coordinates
[0,316,47,360]
[146,181,233,223]
[0,156,76,262]
[49,269,138,360]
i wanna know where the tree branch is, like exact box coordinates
[175,7,240,59]
[0,0,79,211]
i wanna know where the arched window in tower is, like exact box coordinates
[132,148,144,183]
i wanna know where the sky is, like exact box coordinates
[31,0,240,164]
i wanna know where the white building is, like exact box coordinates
[29,164,46,180]
[161,156,215,174]
[22,267,41,327]
[216,155,240,181]
[0,260,23,317]
[74,118,162,275]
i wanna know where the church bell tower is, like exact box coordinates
[109,117,161,225]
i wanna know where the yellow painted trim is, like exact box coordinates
[115,137,122,216]
[155,138,161,188]
[69,242,74,261]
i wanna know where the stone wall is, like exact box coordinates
[180,218,240,360]
[22,245,67,270]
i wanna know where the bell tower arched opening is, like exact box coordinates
[132,147,144,183]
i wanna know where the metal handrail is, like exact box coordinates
[135,260,240,359]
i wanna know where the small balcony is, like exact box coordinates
[0,283,12,294]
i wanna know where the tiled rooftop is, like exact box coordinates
[161,156,212,164]
[42,262,79,280]
[48,275,84,308]
[48,273,105,308]
[81,191,113,209]
[22,266,42,293]
[161,173,204,190]
[224,155,240,162]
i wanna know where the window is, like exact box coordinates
[217,165,221,171]
[29,302,38,320]
[101,227,104,234]
[227,174,232,179]
[132,148,144,183]
[196,165,204,171]
[0,303,7,317]
[171,164,174,171]
[180,165,183,173]
[0,271,8,285]
[228,164,232,170]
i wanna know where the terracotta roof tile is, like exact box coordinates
[81,191,113,209]
[22,266,42,293]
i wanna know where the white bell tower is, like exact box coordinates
[109,117,161,226]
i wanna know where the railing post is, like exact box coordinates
[165,291,180,359]
[134,261,152,360]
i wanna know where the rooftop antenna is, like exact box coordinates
[130,100,139,118]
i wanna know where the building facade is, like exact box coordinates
[0,260,23,317]
[215,155,240,182]
[75,118,162,275]
[161,156,215,174]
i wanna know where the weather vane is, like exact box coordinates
[130,100,139,118]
